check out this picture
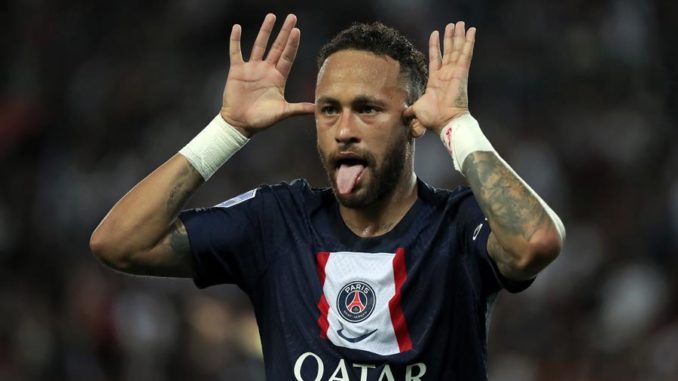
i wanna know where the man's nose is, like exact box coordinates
[335,112,360,145]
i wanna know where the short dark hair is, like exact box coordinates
[317,22,427,104]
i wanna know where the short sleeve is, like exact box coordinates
[457,192,534,294]
[179,188,267,292]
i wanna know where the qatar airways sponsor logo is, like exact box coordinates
[293,352,427,381]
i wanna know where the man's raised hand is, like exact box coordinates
[404,22,476,135]
[220,14,314,137]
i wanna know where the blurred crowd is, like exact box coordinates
[1,0,677,380]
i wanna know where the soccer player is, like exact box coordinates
[91,13,565,380]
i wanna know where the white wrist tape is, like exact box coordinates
[179,114,249,180]
[439,113,566,240]
[439,112,494,174]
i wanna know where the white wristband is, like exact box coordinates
[439,112,494,174]
[179,114,249,180]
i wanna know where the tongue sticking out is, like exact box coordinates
[336,164,365,195]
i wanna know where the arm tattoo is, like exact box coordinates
[166,161,201,217]
[169,220,190,255]
[163,160,200,270]
[132,219,190,277]
[166,161,199,256]
[463,151,548,242]
[139,221,190,277]
[126,158,200,277]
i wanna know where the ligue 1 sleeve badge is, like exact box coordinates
[337,281,376,323]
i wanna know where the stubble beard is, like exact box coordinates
[318,136,410,209]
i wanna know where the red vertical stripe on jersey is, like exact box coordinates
[317,296,330,339]
[316,251,330,284]
[388,247,412,352]
[316,252,331,339]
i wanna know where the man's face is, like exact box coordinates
[315,50,412,208]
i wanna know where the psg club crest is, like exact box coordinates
[337,281,376,323]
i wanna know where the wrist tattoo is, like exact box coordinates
[166,161,201,217]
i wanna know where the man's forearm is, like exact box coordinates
[462,151,563,278]
[463,151,549,243]
[90,154,202,271]
[91,112,251,275]
[166,156,204,218]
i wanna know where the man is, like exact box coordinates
[91,13,564,380]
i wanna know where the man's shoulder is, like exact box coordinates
[211,179,321,209]
[259,178,330,198]
[235,178,331,213]
[418,179,474,207]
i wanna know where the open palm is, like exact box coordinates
[220,14,314,137]
[405,22,476,135]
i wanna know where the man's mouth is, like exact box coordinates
[333,156,369,196]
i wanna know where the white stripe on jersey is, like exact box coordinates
[317,250,411,355]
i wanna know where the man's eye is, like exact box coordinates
[360,106,378,114]
[321,106,338,115]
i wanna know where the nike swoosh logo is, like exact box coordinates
[473,223,483,241]
[337,326,378,343]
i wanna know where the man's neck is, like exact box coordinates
[338,173,418,238]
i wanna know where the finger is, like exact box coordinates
[442,23,454,64]
[250,13,276,61]
[403,105,416,120]
[411,120,426,136]
[276,27,301,78]
[229,24,243,64]
[459,27,477,68]
[449,21,465,63]
[266,14,297,65]
[282,102,316,119]
[428,30,442,72]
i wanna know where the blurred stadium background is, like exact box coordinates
[2,0,677,380]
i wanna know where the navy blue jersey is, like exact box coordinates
[179,179,532,380]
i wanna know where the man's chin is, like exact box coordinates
[332,187,372,209]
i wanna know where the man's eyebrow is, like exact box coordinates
[316,96,337,104]
[315,95,386,104]
[352,95,384,105]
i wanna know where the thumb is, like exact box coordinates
[282,102,316,119]
[402,105,416,120]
